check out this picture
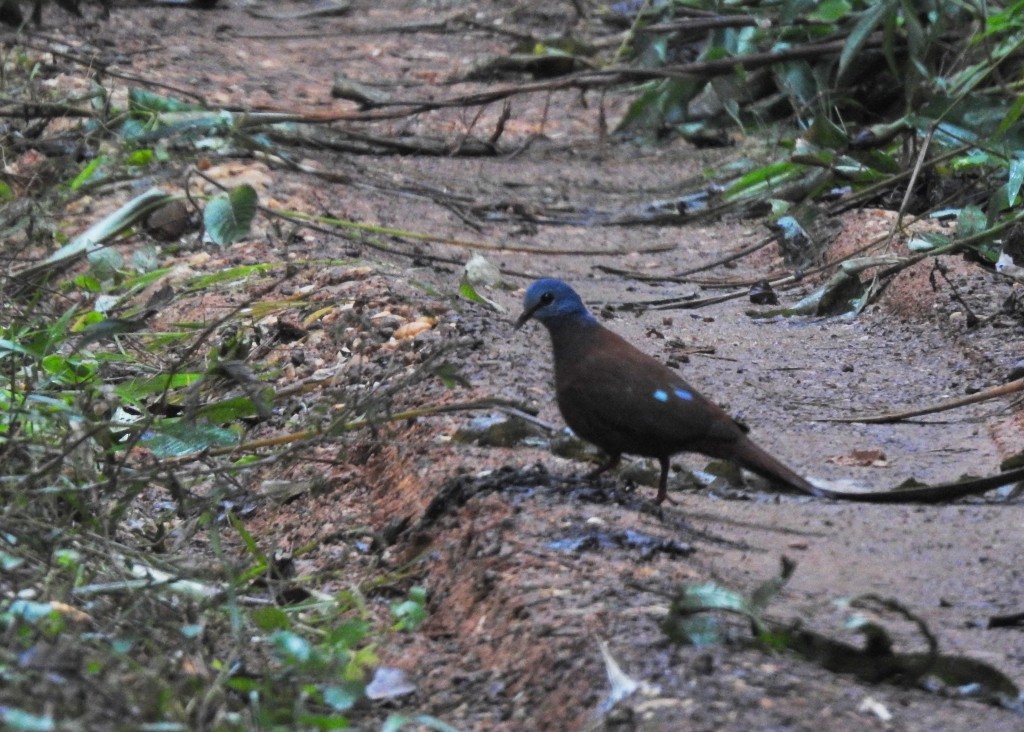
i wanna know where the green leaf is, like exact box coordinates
[1005,156,1024,206]
[251,606,290,631]
[907,232,951,251]
[272,630,312,664]
[41,354,96,382]
[996,94,1024,137]
[956,205,987,239]
[322,685,359,712]
[391,586,428,631]
[114,373,202,401]
[724,160,804,199]
[195,395,267,423]
[806,0,851,23]
[837,0,892,83]
[899,0,928,57]
[330,619,369,647]
[29,188,172,274]
[295,713,351,729]
[616,78,702,136]
[87,248,123,281]
[430,362,471,389]
[225,677,262,693]
[69,156,108,191]
[228,510,267,565]
[128,88,203,114]
[185,262,276,289]
[458,278,503,312]
[204,184,258,246]
[141,420,240,457]
[0,338,40,360]
[126,148,155,166]
[985,155,1024,224]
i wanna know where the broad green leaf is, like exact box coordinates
[899,0,928,57]
[141,420,240,457]
[779,0,819,24]
[204,184,258,246]
[616,78,701,136]
[41,354,96,382]
[330,619,369,647]
[114,373,202,401]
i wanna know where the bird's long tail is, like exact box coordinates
[730,437,824,497]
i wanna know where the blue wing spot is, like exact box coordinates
[653,389,669,402]
[674,387,694,401]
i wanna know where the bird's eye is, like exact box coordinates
[540,292,555,305]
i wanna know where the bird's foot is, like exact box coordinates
[654,491,679,506]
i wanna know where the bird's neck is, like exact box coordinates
[544,313,600,363]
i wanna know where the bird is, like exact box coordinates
[514,278,824,504]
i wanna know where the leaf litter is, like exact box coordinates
[1,1,1024,730]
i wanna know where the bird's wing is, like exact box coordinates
[557,335,745,451]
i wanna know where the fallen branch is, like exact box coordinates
[828,378,1024,424]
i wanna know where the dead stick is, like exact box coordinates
[828,378,1024,424]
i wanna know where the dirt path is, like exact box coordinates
[52,1,1024,728]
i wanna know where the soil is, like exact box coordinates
[22,1,1024,729]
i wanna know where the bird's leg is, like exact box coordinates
[654,456,681,505]
[655,457,670,504]
[584,453,620,481]
[655,454,679,507]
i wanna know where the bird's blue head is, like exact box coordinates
[514,278,596,330]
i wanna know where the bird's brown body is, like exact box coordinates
[517,278,820,503]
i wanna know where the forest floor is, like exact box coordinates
[10,0,1024,729]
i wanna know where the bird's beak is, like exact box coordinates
[513,303,541,331]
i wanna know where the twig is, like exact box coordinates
[597,233,779,282]
[826,378,1024,424]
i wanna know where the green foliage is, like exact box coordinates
[660,557,795,645]
[204,184,259,246]
[660,562,1022,706]
[610,0,1024,263]
[0,234,436,730]
[391,586,428,631]
[0,38,455,732]
[68,155,109,190]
